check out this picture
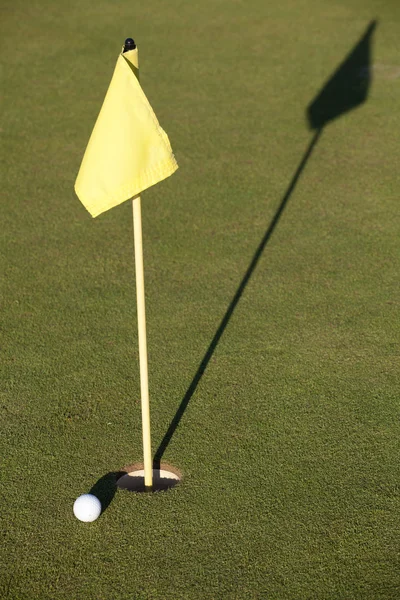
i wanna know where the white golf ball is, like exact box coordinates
[73,494,102,522]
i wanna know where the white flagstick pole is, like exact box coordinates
[132,195,153,491]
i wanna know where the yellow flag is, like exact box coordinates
[75,47,178,217]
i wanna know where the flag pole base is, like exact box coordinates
[116,462,181,493]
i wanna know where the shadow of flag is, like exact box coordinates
[308,20,377,130]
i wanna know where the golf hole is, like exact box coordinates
[116,463,181,493]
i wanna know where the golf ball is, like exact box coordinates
[73,494,102,522]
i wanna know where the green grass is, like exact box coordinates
[1,1,399,598]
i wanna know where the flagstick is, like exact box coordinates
[132,195,153,491]
[125,38,152,492]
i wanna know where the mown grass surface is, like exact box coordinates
[1,1,399,598]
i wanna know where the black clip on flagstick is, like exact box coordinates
[123,38,136,53]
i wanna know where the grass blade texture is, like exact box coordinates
[1,1,399,598]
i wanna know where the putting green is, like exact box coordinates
[1,1,399,598]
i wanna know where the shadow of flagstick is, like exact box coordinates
[154,19,377,466]
[154,127,323,467]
